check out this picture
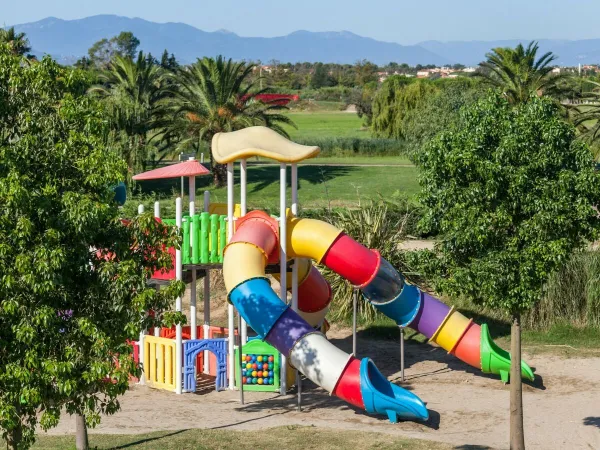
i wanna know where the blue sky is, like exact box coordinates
[2,0,600,44]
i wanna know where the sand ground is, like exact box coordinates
[46,325,600,450]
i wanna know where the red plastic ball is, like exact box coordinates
[252,363,257,369]
[242,377,247,384]
[268,356,274,362]
[263,363,269,370]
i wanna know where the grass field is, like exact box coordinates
[29,426,449,450]
[129,164,420,217]
[284,112,368,140]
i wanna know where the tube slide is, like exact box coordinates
[224,211,534,423]
[224,211,428,423]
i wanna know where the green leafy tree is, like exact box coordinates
[88,32,140,67]
[160,49,179,71]
[0,47,184,449]
[573,80,600,160]
[354,59,378,86]
[414,94,600,449]
[343,81,378,126]
[0,27,31,57]
[402,78,485,159]
[158,55,295,186]
[475,41,570,105]
[88,52,167,172]
[371,77,437,139]
[310,62,329,89]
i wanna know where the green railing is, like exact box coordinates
[164,214,228,264]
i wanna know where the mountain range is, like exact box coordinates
[9,15,600,67]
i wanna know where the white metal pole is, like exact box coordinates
[137,203,146,384]
[203,191,210,374]
[400,326,405,382]
[240,159,248,345]
[189,173,197,341]
[291,163,300,410]
[279,163,288,395]
[352,289,358,356]
[175,197,183,394]
[153,202,161,338]
[227,162,235,390]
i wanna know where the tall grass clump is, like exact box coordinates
[318,198,420,324]
[296,137,408,157]
[524,250,600,328]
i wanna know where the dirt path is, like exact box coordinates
[45,327,599,449]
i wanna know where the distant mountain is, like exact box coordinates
[11,15,600,67]
[9,15,451,66]
[418,39,600,66]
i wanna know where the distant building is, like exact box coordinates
[417,70,430,78]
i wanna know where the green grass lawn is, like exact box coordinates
[128,164,419,217]
[284,112,368,140]
[29,426,450,450]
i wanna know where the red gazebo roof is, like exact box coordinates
[133,160,210,180]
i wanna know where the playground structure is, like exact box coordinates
[132,126,534,423]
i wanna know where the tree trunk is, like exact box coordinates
[510,313,525,450]
[75,413,89,450]
[6,422,22,450]
[212,162,227,187]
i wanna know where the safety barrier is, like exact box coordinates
[181,213,228,264]
[143,336,177,391]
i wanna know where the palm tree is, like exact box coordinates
[89,51,167,172]
[0,27,31,56]
[158,56,295,186]
[475,41,570,105]
[573,80,600,160]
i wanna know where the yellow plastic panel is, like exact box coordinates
[287,216,342,262]
[143,336,177,391]
[212,126,320,164]
[223,242,267,293]
[208,203,241,217]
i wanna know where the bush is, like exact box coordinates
[299,86,351,102]
[525,250,600,328]
[295,137,408,157]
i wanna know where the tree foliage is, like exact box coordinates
[0,47,184,449]
[89,52,168,173]
[371,77,437,139]
[475,41,571,105]
[157,56,295,186]
[0,27,31,57]
[414,93,600,315]
[87,32,141,67]
[402,78,486,159]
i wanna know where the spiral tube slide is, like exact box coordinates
[318,227,534,384]
[223,211,428,423]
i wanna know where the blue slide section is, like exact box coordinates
[359,359,429,423]
[229,277,288,338]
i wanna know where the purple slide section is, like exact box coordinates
[408,292,451,338]
[265,307,315,355]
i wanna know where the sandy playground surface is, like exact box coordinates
[46,325,600,450]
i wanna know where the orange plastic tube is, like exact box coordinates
[451,322,481,369]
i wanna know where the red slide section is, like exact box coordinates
[321,233,380,286]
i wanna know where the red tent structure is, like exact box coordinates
[133,158,211,281]
[132,159,210,181]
